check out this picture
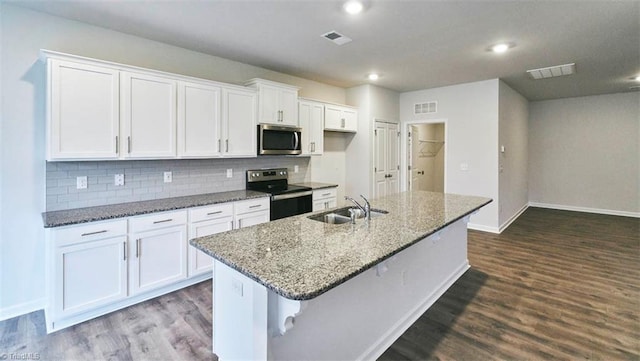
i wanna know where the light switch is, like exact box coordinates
[294,165,299,173]
[114,174,124,186]
[226,169,233,178]
[500,145,506,153]
[164,171,172,183]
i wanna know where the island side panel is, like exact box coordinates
[268,218,470,360]
[213,260,268,360]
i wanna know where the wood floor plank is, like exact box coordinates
[1,207,638,360]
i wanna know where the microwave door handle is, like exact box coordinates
[293,131,299,151]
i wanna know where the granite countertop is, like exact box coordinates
[42,190,269,228]
[290,182,338,190]
[190,191,492,301]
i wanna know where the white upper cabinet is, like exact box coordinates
[177,81,221,158]
[121,71,177,159]
[222,87,257,157]
[324,104,358,133]
[245,78,299,126]
[41,50,258,161]
[298,99,324,155]
[47,59,120,160]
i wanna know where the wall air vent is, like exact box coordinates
[321,30,352,45]
[527,63,576,80]
[414,101,437,115]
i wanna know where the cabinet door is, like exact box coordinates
[324,105,343,130]
[188,216,233,277]
[257,84,280,124]
[279,88,299,126]
[54,236,127,317]
[300,100,324,155]
[178,81,221,157]
[236,211,270,229]
[222,88,257,157]
[129,225,187,295]
[342,108,358,132]
[48,59,120,160]
[121,71,177,158]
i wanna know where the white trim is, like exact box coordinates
[498,203,529,233]
[528,202,640,218]
[467,222,500,234]
[0,298,45,322]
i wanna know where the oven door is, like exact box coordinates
[270,191,313,221]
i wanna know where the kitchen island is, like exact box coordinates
[190,191,491,360]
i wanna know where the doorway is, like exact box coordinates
[408,122,445,192]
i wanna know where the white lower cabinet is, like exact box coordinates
[128,210,188,295]
[188,204,234,277]
[46,197,270,333]
[312,187,338,211]
[50,219,128,320]
[234,198,270,228]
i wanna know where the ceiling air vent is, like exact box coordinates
[321,30,352,45]
[527,63,576,80]
[414,101,437,115]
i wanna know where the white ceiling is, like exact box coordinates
[10,0,640,101]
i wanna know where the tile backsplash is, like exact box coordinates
[46,157,310,211]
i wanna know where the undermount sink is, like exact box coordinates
[307,206,388,224]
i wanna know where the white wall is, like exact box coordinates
[345,84,399,199]
[400,80,500,231]
[309,133,348,201]
[498,81,529,229]
[529,92,640,216]
[0,4,347,320]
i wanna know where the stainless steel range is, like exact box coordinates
[246,168,312,221]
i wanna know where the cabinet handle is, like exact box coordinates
[218,139,221,152]
[278,110,283,122]
[207,211,223,216]
[127,136,131,154]
[341,118,345,128]
[136,239,140,258]
[81,230,107,237]
[322,193,331,196]
[249,204,262,209]
[115,136,119,154]
[123,242,127,261]
[311,142,315,152]
[153,218,173,224]
[226,139,229,152]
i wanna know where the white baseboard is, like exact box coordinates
[529,202,640,218]
[467,222,499,234]
[0,298,45,322]
[499,203,529,233]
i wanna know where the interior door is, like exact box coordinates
[409,125,420,191]
[374,120,400,198]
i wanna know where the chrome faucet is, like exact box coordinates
[344,194,371,221]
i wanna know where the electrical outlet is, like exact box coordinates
[76,176,87,189]
[226,169,233,178]
[114,174,124,186]
[231,279,243,297]
[460,163,469,171]
[294,165,299,173]
[164,171,172,183]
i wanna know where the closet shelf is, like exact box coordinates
[418,140,444,157]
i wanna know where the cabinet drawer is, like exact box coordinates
[313,187,337,201]
[234,197,270,215]
[129,210,187,233]
[189,203,234,223]
[52,219,127,246]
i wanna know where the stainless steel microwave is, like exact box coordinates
[257,124,302,155]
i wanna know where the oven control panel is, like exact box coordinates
[247,168,288,183]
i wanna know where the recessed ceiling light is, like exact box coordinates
[633,75,640,81]
[489,43,514,53]
[367,73,379,81]
[343,1,363,15]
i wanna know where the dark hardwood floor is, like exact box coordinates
[1,208,638,360]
